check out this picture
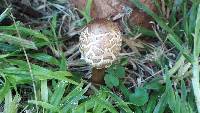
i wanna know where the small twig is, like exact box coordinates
[8,8,39,113]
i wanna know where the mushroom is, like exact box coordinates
[79,19,122,84]
[70,0,159,29]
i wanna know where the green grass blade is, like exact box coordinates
[49,80,68,106]
[59,53,67,71]
[146,94,158,113]
[0,78,10,103]
[4,94,20,113]
[181,80,187,101]
[165,68,177,112]
[191,4,200,113]
[0,54,10,59]
[31,53,60,66]
[61,83,89,112]
[79,0,92,23]
[4,89,12,113]
[7,60,78,84]
[0,33,37,49]
[103,87,133,113]
[193,4,200,56]
[189,3,199,34]
[41,80,48,102]
[169,55,185,76]
[153,93,167,113]
[1,68,32,84]
[74,98,95,113]
[0,7,11,22]
[28,100,60,112]
[0,25,50,42]
[95,97,118,113]
[0,43,18,52]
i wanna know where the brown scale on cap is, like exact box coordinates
[79,19,122,69]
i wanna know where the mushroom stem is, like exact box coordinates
[91,67,106,84]
[79,19,122,85]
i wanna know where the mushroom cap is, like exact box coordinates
[79,19,122,69]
